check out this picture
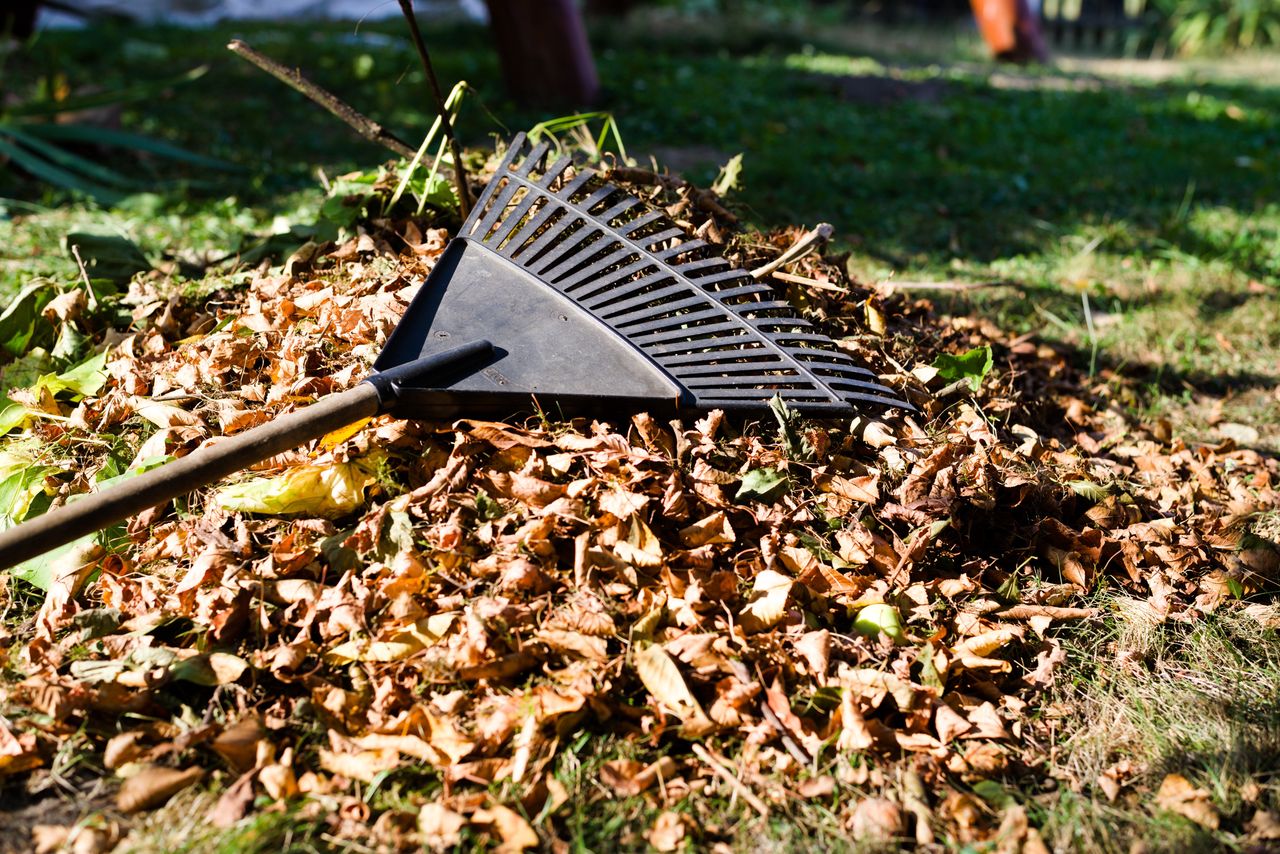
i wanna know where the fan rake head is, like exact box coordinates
[374,133,911,419]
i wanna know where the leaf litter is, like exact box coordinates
[0,157,1277,851]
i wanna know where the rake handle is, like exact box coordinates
[0,383,381,572]
[0,340,494,573]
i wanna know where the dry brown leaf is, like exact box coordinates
[1155,773,1219,829]
[739,569,794,634]
[318,748,400,783]
[473,805,538,854]
[678,511,735,547]
[614,515,664,567]
[116,765,204,812]
[1247,809,1280,841]
[419,802,468,851]
[647,811,687,852]
[634,643,714,735]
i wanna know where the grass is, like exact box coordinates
[3,12,1277,444]
[3,8,1280,851]
[1039,603,1280,851]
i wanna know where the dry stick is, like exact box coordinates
[770,270,849,293]
[882,279,1019,291]
[690,745,771,818]
[227,39,417,160]
[750,222,833,280]
[396,0,472,218]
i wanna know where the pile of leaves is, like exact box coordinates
[0,153,1278,852]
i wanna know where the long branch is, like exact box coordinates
[396,0,473,218]
[227,39,417,160]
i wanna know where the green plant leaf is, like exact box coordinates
[0,136,125,203]
[0,283,57,359]
[22,123,235,170]
[736,467,789,503]
[711,152,744,196]
[1,124,138,188]
[768,393,814,461]
[932,345,993,393]
[46,349,109,398]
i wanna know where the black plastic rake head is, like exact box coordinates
[375,133,910,419]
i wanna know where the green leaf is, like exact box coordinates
[932,345,993,393]
[8,535,97,591]
[0,136,125,202]
[64,233,151,285]
[22,123,235,170]
[736,467,789,503]
[47,349,109,398]
[6,455,176,590]
[0,282,57,358]
[474,489,504,521]
[2,124,138,188]
[0,446,56,527]
[0,348,54,397]
[711,152,744,196]
[0,403,31,436]
[768,393,814,461]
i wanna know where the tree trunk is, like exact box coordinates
[484,0,600,106]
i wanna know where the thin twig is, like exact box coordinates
[227,39,417,159]
[882,279,1019,291]
[69,244,98,311]
[690,744,771,817]
[769,270,849,293]
[750,222,833,279]
[396,0,472,218]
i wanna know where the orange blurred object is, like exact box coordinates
[969,0,1050,62]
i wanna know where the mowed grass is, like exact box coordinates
[4,11,1280,852]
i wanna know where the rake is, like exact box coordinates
[0,134,909,571]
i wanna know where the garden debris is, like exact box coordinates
[0,172,1276,850]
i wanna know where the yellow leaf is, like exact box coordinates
[634,644,713,735]
[320,416,372,449]
[214,455,381,518]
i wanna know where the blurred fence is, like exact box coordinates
[848,0,1153,50]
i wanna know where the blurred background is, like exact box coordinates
[1,0,1277,442]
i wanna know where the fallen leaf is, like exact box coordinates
[1155,773,1219,829]
[116,765,204,813]
[215,457,380,518]
[634,644,714,735]
[473,805,538,853]
[739,569,794,633]
[647,811,687,852]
